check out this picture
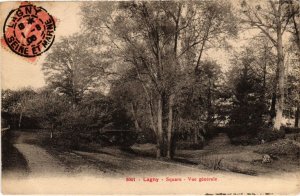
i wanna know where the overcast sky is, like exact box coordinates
[0,1,267,90]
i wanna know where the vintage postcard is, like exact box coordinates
[1,0,300,195]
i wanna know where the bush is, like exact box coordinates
[225,126,285,146]
[224,125,257,145]
[255,139,300,156]
[176,141,204,150]
[257,128,285,142]
[50,131,101,151]
[285,133,300,143]
[136,129,156,144]
[202,125,258,145]
[226,125,256,137]
[283,127,300,134]
[229,134,259,145]
[52,131,80,150]
[203,125,220,140]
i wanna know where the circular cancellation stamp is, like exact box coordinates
[3,3,56,57]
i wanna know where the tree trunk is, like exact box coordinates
[194,130,198,144]
[146,98,162,158]
[295,105,299,128]
[130,102,141,132]
[207,78,213,124]
[148,102,158,134]
[161,93,169,157]
[273,59,284,131]
[274,2,284,131]
[18,111,23,129]
[157,97,163,158]
[50,123,54,139]
[290,2,300,52]
[270,92,277,125]
[167,94,174,159]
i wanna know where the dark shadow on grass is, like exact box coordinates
[122,146,199,166]
[2,131,29,176]
[171,157,199,165]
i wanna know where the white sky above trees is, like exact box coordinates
[1,2,81,90]
[0,1,291,90]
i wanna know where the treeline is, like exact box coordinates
[1,89,130,131]
[1,1,299,159]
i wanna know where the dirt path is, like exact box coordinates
[14,144,66,176]
[3,130,300,194]
[7,130,105,176]
[72,149,204,177]
[8,130,205,177]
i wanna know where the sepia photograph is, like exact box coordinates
[1,0,300,194]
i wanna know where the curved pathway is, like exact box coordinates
[14,143,66,176]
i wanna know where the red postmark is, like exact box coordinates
[3,3,55,57]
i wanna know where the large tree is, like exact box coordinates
[286,0,300,52]
[81,1,237,158]
[42,34,111,105]
[241,0,298,130]
[228,47,269,129]
[26,89,69,138]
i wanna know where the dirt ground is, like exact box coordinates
[2,130,214,177]
[2,129,300,194]
[133,142,300,176]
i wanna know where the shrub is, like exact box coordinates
[257,128,285,142]
[51,131,81,150]
[203,125,220,140]
[285,133,300,143]
[225,125,258,145]
[226,125,254,137]
[176,141,204,150]
[49,131,101,151]
[229,134,259,145]
[226,126,285,146]
[136,129,156,144]
[283,127,300,134]
[255,139,300,156]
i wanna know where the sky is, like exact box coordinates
[0,1,273,90]
[1,2,82,90]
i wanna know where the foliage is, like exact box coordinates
[255,139,300,156]
[18,88,131,135]
[1,88,36,128]
[176,60,223,125]
[42,34,112,105]
[257,128,285,142]
[25,89,70,129]
[3,0,300,156]
[228,48,269,130]
[240,0,298,130]
[80,1,238,158]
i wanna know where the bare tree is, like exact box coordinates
[241,0,297,130]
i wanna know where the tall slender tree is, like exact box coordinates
[241,0,297,130]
